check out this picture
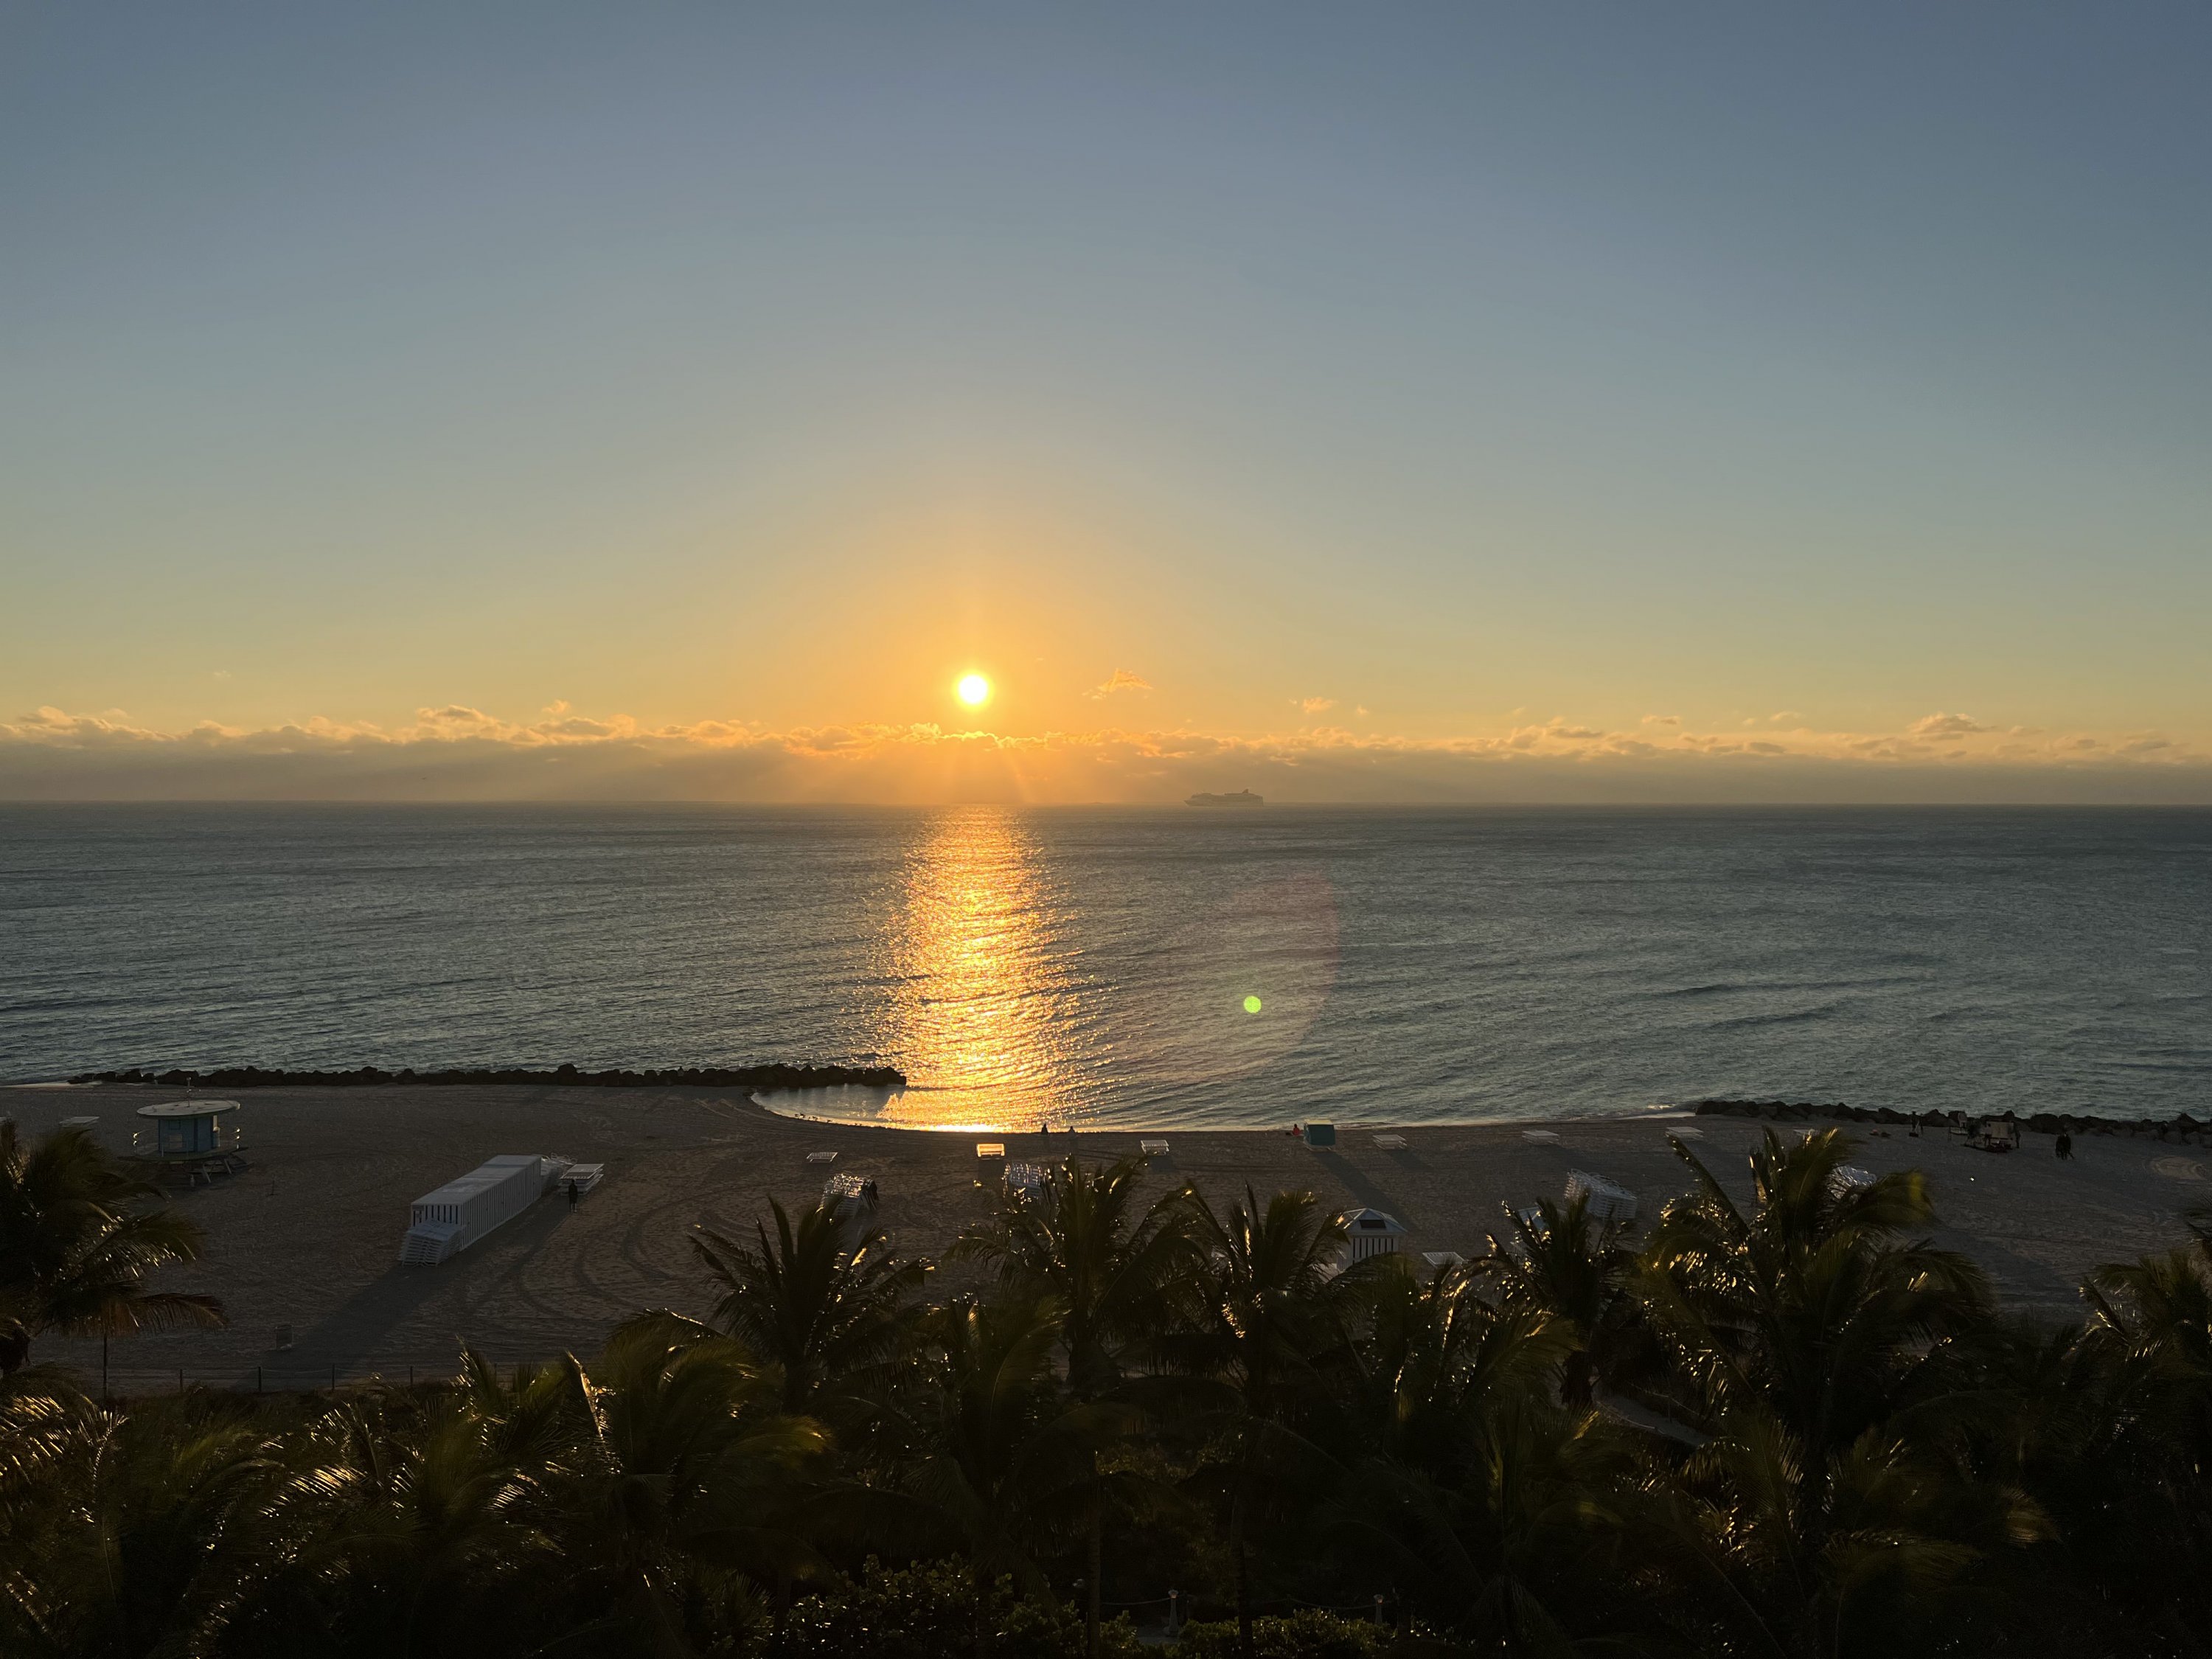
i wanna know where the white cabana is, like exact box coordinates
[1339,1207,1409,1262]
[400,1155,571,1267]
[1829,1164,1877,1197]
[1565,1170,1638,1224]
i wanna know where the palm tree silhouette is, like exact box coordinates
[692,1197,927,1417]
[0,1122,224,1377]
[953,1154,1195,1656]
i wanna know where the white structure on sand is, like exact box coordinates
[400,1155,574,1266]
[1565,1170,1639,1224]
[1339,1207,1409,1262]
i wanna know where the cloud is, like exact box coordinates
[1090,669,1152,698]
[1769,711,1801,724]
[1,704,2205,806]
[1643,714,1680,727]
[1909,712,1993,739]
[1297,697,1336,714]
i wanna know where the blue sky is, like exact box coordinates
[4,4,2208,799]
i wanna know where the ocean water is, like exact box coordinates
[1,804,2206,1129]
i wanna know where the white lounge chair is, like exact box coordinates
[1372,1133,1407,1150]
[1139,1138,1169,1155]
[1521,1129,1561,1144]
[805,1150,838,1166]
[976,1141,1006,1159]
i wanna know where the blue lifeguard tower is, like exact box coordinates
[133,1099,246,1178]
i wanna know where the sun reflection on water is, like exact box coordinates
[756,810,1342,1132]
[869,807,1094,1127]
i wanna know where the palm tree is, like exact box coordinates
[891,1293,1097,1655]
[1325,1256,1635,1649]
[231,1388,556,1659]
[953,1154,1195,1655]
[537,1312,830,1655]
[1636,1128,1990,1449]
[1478,1191,1643,1408]
[0,1121,225,1375]
[2065,1240,2212,1646]
[0,1397,276,1658]
[692,1197,928,1416]
[1630,1128,2032,1656]
[1171,1186,1352,1659]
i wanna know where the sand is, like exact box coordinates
[5,1083,2204,1391]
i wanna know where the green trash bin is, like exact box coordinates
[1306,1121,1336,1147]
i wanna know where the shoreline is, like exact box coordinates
[5,1079,2202,1388]
[28,1071,2202,1143]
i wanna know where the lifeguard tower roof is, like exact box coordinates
[136,1099,240,1119]
[1340,1208,1409,1236]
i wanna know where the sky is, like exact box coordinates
[4,2,2209,803]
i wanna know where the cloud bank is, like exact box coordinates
[2,705,2208,804]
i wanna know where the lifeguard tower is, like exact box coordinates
[132,1099,247,1182]
[1338,1208,1410,1263]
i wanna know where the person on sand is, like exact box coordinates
[2055,1130,2073,1161]
[566,1177,580,1210]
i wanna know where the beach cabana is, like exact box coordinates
[1339,1207,1408,1262]
[1565,1170,1638,1224]
[400,1154,570,1267]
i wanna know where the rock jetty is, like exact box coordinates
[1691,1097,2208,1141]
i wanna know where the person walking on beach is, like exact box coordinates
[566,1177,580,1210]
[2055,1130,2073,1161]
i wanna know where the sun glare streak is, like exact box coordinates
[872,808,1092,1127]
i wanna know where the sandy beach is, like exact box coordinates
[7,1082,2204,1391]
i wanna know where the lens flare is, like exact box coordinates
[1243,994,1264,1014]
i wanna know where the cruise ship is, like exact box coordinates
[1185,789,1264,807]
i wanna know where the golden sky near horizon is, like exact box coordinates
[4,8,2208,801]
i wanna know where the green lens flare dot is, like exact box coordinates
[1242,994,1264,1014]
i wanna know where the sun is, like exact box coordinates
[956,673,992,707]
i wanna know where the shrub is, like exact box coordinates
[1172,1611,1388,1659]
[766,1560,1139,1659]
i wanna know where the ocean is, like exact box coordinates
[1,804,2206,1129]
